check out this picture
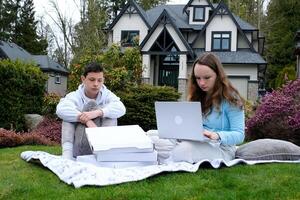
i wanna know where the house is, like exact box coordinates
[107,0,267,101]
[0,40,68,96]
[295,30,300,78]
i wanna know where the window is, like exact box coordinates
[193,6,205,22]
[121,30,139,47]
[55,75,61,84]
[212,32,231,51]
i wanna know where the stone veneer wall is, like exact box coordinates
[178,78,188,101]
[142,77,150,84]
[248,81,258,102]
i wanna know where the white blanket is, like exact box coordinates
[20,151,300,188]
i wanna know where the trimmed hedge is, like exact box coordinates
[116,84,181,131]
[0,59,47,131]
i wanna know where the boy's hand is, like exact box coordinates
[78,109,103,124]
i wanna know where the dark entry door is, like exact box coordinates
[158,54,179,88]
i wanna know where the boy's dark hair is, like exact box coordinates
[83,62,104,77]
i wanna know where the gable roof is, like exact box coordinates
[146,5,203,30]
[191,0,255,51]
[0,40,68,74]
[109,1,259,32]
[182,0,214,14]
[108,0,150,30]
[33,55,69,75]
[140,9,193,56]
[0,41,33,61]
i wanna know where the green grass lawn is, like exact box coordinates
[0,145,300,200]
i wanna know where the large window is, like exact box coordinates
[193,6,205,22]
[121,30,139,47]
[212,32,231,51]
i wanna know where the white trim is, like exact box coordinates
[178,54,187,79]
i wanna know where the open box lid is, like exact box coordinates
[86,125,153,153]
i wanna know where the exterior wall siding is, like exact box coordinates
[223,64,257,81]
[206,15,237,51]
[193,34,205,49]
[113,13,148,45]
[237,33,249,49]
[46,73,68,96]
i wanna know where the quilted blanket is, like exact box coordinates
[20,151,300,188]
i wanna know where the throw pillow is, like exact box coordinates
[235,139,300,161]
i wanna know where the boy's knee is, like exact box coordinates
[83,100,97,111]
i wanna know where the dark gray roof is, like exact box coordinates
[0,40,68,74]
[0,41,33,62]
[194,50,267,64]
[146,5,203,30]
[33,55,68,75]
[232,14,257,31]
[145,4,256,31]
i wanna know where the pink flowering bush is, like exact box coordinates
[246,79,300,145]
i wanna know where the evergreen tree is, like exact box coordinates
[265,0,300,66]
[264,0,300,89]
[0,0,18,41]
[12,0,48,54]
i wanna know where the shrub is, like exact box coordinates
[0,59,47,131]
[42,93,61,117]
[116,84,181,131]
[244,100,258,120]
[246,79,300,145]
[0,128,54,147]
[32,117,62,144]
[68,54,103,91]
[68,44,142,92]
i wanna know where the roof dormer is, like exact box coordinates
[183,0,214,25]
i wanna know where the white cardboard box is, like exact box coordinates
[85,125,154,153]
[77,155,158,168]
[96,150,158,162]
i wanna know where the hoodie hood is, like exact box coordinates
[77,84,109,106]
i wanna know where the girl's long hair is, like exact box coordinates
[188,53,244,115]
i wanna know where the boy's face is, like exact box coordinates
[81,72,104,99]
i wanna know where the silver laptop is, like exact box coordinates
[154,101,205,141]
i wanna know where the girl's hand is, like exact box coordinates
[203,130,220,141]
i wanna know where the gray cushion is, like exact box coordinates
[235,139,300,161]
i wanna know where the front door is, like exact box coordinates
[158,54,179,89]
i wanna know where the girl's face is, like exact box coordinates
[194,63,217,94]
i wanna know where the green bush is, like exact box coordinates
[68,44,142,92]
[42,93,61,117]
[0,59,47,131]
[116,84,181,131]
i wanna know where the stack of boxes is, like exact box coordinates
[80,125,157,168]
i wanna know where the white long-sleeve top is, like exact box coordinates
[56,84,126,122]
